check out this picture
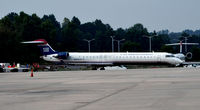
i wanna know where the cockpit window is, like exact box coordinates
[166,55,175,57]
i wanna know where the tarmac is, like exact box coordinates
[0,68,200,110]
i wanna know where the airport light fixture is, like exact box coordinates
[115,39,125,52]
[143,35,157,52]
[184,35,192,53]
[110,36,115,52]
[83,39,95,52]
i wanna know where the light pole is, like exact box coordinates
[184,36,192,53]
[83,39,95,52]
[143,35,157,52]
[180,40,183,53]
[115,39,125,52]
[110,36,115,52]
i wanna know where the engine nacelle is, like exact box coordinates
[54,52,69,59]
[186,52,193,59]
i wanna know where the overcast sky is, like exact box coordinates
[0,0,200,32]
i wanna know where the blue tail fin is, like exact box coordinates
[22,39,57,55]
[37,43,57,55]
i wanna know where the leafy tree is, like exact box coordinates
[122,41,141,52]
[125,23,149,51]
[62,17,70,27]
[152,34,170,51]
[1,11,200,63]
[160,45,175,53]
[115,28,126,39]
[191,47,200,61]
[61,19,80,51]
[71,16,81,26]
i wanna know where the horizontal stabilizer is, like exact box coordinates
[21,39,47,44]
[166,43,199,46]
[22,41,45,44]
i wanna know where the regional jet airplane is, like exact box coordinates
[22,39,184,69]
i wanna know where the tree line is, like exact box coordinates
[0,12,200,63]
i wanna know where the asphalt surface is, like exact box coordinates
[0,68,200,110]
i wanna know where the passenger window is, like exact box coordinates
[166,55,175,57]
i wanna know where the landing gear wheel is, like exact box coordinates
[100,67,105,70]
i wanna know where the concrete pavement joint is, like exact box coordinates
[73,80,146,110]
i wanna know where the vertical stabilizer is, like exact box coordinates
[22,39,57,55]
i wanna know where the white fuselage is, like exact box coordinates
[42,52,183,66]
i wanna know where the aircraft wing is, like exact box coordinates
[182,62,200,65]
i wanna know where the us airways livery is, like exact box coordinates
[22,39,183,68]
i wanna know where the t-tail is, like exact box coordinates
[22,39,69,62]
[22,39,57,55]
